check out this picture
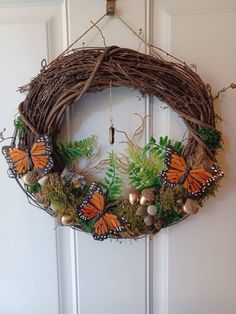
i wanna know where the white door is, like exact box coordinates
[153,1,236,313]
[0,3,63,314]
[1,1,235,314]
[62,1,236,314]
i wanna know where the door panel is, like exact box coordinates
[59,1,151,314]
[153,2,236,313]
[6,1,234,314]
[0,20,59,314]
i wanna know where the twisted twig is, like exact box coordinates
[18,46,219,165]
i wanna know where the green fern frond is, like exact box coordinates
[143,136,185,160]
[56,136,95,167]
[100,151,122,202]
[127,136,185,190]
[127,145,163,190]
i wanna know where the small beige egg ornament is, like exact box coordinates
[147,205,158,216]
[136,205,146,217]
[38,175,49,187]
[144,215,154,226]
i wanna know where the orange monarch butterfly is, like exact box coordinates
[2,135,54,177]
[161,146,224,199]
[77,182,129,241]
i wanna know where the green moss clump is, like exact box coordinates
[160,186,186,212]
[198,127,222,150]
[113,200,162,237]
[115,200,147,235]
[42,173,82,216]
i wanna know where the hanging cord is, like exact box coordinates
[116,14,162,59]
[90,20,107,47]
[109,80,115,145]
[109,80,113,124]
[116,14,188,65]
[46,13,107,68]
[45,11,186,69]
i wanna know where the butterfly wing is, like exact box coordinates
[30,135,54,175]
[184,166,224,199]
[2,145,30,176]
[93,212,128,241]
[161,146,187,187]
[77,182,104,221]
[77,182,129,241]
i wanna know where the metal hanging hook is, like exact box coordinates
[106,0,116,15]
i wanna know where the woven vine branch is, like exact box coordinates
[18,46,217,165]
[1,42,229,240]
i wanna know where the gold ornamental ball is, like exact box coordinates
[136,205,147,217]
[183,199,200,215]
[128,189,140,205]
[22,170,39,185]
[61,214,75,226]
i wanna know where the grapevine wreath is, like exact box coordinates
[1,44,231,241]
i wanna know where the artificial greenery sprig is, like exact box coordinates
[127,136,185,190]
[100,151,122,202]
[56,136,95,167]
[14,116,27,137]
[127,145,163,190]
[143,136,185,159]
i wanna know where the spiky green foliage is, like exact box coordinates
[143,136,185,160]
[127,136,185,190]
[14,116,27,137]
[100,152,122,202]
[198,127,222,150]
[56,136,95,167]
[128,146,163,190]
